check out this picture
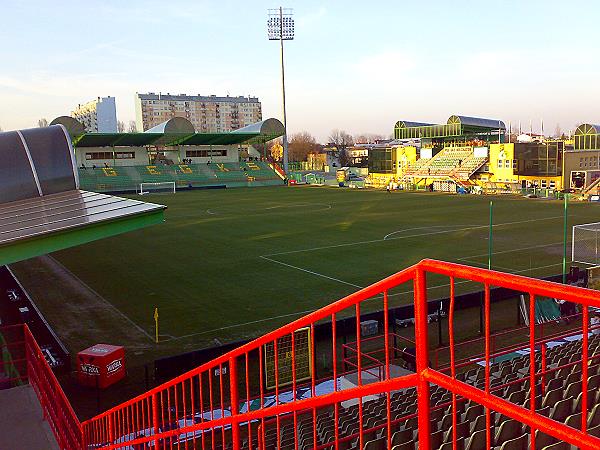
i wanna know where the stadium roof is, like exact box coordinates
[395,121,434,129]
[0,190,165,265]
[54,117,285,148]
[394,114,506,140]
[0,125,166,265]
[575,123,600,135]
[145,117,195,134]
[574,123,600,151]
[448,115,506,131]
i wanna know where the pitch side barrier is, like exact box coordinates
[81,260,600,450]
[154,272,568,382]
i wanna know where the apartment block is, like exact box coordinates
[134,92,262,132]
[71,96,118,133]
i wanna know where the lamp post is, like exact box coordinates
[268,7,294,173]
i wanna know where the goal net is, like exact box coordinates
[138,182,176,195]
[572,222,600,265]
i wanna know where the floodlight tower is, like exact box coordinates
[268,7,294,173]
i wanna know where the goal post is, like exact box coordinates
[138,182,176,195]
[572,222,600,266]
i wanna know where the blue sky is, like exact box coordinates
[1,0,599,141]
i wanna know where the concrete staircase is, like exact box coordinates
[0,385,59,449]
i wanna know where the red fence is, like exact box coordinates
[0,324,83,449]
[78,259,600,450]
[24,325,83,448]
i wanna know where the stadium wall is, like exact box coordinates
[75,145,241,167]
[564,148,600,190]
[487,143,563,189]
[76,146,149,167]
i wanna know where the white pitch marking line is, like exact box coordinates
[170,261,566,341]
[457,241,564,262]
[207,203,332,215]
[263,215,566,258]
[170,309,319,341]
[260,255,363,288]
[384,225,479,240]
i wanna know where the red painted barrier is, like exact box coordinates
[4,259,600,450]
[0,324,83,449]
[79,260,600,449]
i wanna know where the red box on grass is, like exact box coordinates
[77,344,125,389]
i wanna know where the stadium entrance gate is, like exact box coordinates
[4,260,600,449]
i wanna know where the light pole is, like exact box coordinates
[268,7,294,173]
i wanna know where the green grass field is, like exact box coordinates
[44,186,599,350]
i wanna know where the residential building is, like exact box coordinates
[135,92,262,132]
[71,96,118,133]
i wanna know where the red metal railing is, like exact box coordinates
[433,310,585,370]
[24,325,83,449]
[78,259,600,450]
[0,324,83,449]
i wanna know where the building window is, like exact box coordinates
[498,159,503,168]
[512,159,517,169]
[85,151,113,160]
[541,180,547,188]
[549,180,556,188]
[186,149,227,157]
[115,152,135,159]
[505,160,510,168]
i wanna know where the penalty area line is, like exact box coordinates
[263,215,566,258]
[169,261,565,341]
[259,255,363,289]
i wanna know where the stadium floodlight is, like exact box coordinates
[267,7,294,174]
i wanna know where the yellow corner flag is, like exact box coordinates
[154,307,159,343]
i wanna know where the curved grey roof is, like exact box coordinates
[0,125,166,265]
[232,118,284,135]
[575,124,600,135]
[449,115,506,130]
[0,125,78,203]
[145,117,195,134]
[395,121,434,129]
[50,116,86,136]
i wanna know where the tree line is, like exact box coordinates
[284,129,387,163]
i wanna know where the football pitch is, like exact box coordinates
[35,187,600,349]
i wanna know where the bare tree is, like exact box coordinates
[354,133,384,144]
[288,132,319,162]
[37,118,48,127]
[328,129,354,166]
[128,120,138,133]
[117,120,125,133]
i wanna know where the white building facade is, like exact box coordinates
[71,96,118,133]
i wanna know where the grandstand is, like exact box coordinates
[369,115,505,191]
[51,116,286,193]
[369,114,576,194]
[404,147,488,181]
[78,161,283,192]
